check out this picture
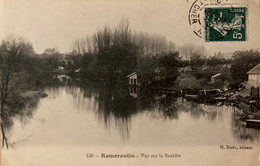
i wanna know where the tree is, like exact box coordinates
[93,19,138,77]
[137,55,159,83]
[65,53,83,74]
[70,19,179,80]
[0,36,34,148]
[179,44,207,60]
[175,73,201,91]
[231,50,260,82]
[206,53,232,74]
[190,53,206,77]
[158,51,181,82]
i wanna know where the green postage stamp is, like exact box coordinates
[188,0,247,42]
[205,7,246,42]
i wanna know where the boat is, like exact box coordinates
[215,96,227,101]
[184,94,198,99]
[245,119,260,128]
[158,90,178,95]
[199,89,222,99]
[248,100,256,104]
[157,89,182,96]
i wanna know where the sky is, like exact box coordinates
[0,0,259,54]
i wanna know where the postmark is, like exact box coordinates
[188,0,206,39]
[188,0,247,42]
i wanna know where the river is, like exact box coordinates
[2,77,260,166]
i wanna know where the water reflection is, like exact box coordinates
[4,76,260,147]
[231,108,260,143]
[129,86,138,98]
[3,98,40,148]
[64,79,137,140]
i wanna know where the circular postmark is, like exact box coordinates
[188,0,207,39]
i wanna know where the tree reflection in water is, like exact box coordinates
[64,79,137,140]
[4,77,260,144]
[231,106,260,143]
[2,96,40,148]
[62,78,258,141]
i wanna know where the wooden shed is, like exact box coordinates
[247,63,260,87]
[127,72,138,85]
[211,73,222,84]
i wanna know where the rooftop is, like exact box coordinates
[127,72,137,77]
[247,63,260,74]
[211,73,222,78]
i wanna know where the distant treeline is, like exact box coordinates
[65,19,208,84]
[64,20,260,87]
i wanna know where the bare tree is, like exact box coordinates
[179,43,208,60]
[0,36,34,148]
[72,18,176,57]
[118,18,131,45]
[86,36,94,53]
[72,38,82,54]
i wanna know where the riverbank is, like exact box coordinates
[21,91,48,100]
[2,91,48,120]
[238,83,260,120]
[239,102,260,119]
[20,91,48,108]
[155,85,260,121]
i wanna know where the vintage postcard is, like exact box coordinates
[0,0,260,165]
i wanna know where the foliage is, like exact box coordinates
[231,50,260,82]
[175,73,201,90]
[206,54,232,72]
[158,51,181,81]
[190,53,206,77]
[178,43,207,60]
[0,36,36,148]
[65,53,83,74]
[0,38,64,122]
[97,44,138,77]
[72,23,176,56]
[137,55,158,83]
[0,36,34,114]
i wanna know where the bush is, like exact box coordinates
[176,73,201,90]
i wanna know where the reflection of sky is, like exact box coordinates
[3,84,260,166]
[4,85,260,148]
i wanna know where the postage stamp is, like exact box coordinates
[188,0,247,42]
[205,7,246,41]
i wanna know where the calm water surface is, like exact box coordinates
[2,78,260,166]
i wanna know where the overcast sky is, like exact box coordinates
[1,0,259,54]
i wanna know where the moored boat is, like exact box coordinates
[215,96,227,101]
[184,94,199,99]
[245,119,260,128]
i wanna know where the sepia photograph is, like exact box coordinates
[0,0,260,165]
